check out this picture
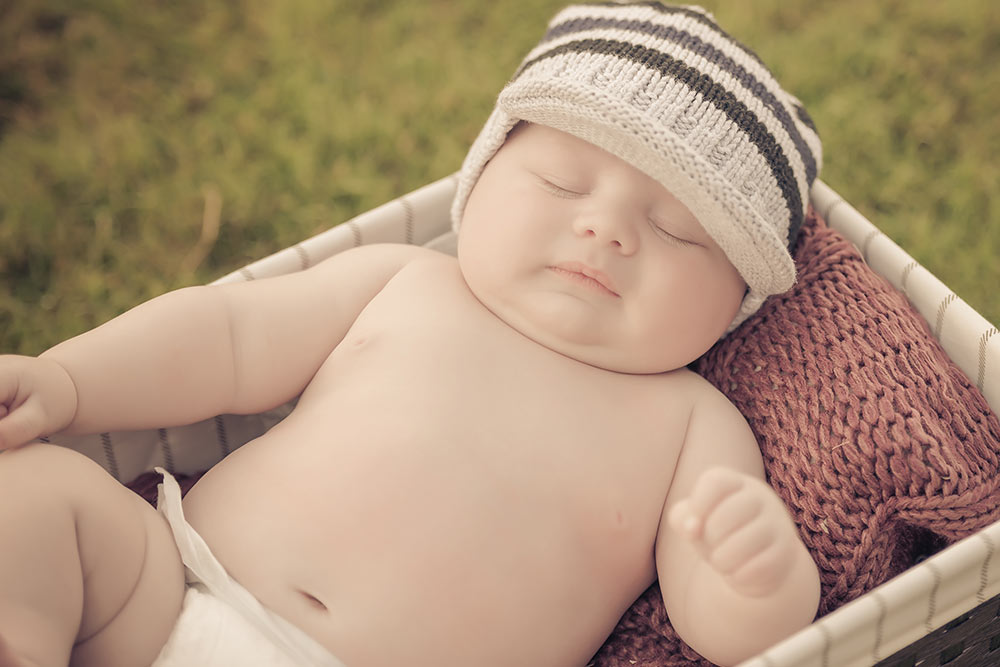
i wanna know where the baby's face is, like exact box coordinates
[457,123,745,373]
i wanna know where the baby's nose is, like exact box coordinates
[574,212,638,254]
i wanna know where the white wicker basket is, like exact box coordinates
[46,175,1000,667]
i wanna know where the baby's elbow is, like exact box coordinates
[669,556,820,666]
[727,563,820,664]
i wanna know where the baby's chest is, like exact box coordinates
[311,263,689,504]
[334,268,683,443]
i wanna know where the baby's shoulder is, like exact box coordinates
[320,242,456,286]
[609,367,729,432]
[307,242,447,280]
[648,367,747,430]
[685,368,747,417]
[354,242,450,266]
[373,243,457,273]
[669,368,761,463]
[654,366,724,400]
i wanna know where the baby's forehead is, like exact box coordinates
[504,122,710,229]
[501,123,636,175]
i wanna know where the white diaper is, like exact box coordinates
[152,468,347,667]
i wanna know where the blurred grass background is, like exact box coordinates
[1,0,997,355]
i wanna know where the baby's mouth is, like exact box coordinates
[548,263,620,297]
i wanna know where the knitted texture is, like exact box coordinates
[452,1,823,330]
[588,210,1000,665]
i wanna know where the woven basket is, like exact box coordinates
[46,176,1000,666]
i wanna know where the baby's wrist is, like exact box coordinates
[37,354,80,435]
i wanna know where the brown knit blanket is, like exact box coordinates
[590,210,1000,665]
[128,211,1000,666]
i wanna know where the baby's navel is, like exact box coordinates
[299,589,329,612]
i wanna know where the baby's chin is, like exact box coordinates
[517,326,697,375]
[549,329,720,375]
[500,309,704,375]
[524,313,714,374]
[573,350,697,376]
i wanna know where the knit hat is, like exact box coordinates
[451,1,823,331]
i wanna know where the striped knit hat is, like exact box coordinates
[451,1,822,331]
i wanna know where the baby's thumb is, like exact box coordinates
[0,401,44,450]
[668,499,701,540]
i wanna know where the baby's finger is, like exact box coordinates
[0,401,43,450]
[706,520,776,576]
[668,498,701,539]
[683,467,746,526]
[699,490,762,551]
[725,544,792,597]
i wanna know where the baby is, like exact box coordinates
[0,3,824,666]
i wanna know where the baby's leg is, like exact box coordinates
[0,444,184,667]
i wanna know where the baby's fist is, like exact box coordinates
[0,355,77,450]
[669,467,800,598]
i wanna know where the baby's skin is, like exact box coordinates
[0,124,820,667]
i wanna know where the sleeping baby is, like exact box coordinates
[0,3,823,666]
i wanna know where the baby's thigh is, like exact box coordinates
[1,444,184,667]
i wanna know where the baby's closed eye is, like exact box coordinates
[648,216,698,247]
[534,174,588,198]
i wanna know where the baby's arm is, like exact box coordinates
[656,381,820,666]
[0,243,427,448]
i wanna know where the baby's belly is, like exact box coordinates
[181,395,659,666]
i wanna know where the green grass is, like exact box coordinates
[2,0,998,355]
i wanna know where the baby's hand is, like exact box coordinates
[0,355,78,450]
[669,467,801,598]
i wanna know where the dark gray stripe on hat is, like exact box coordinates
[793,100,818,135]
[552,3,766,69]
[541,16,819,185]
[516,38,803,242]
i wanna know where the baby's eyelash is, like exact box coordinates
[536,176,585,198]
[650,221,695,246]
